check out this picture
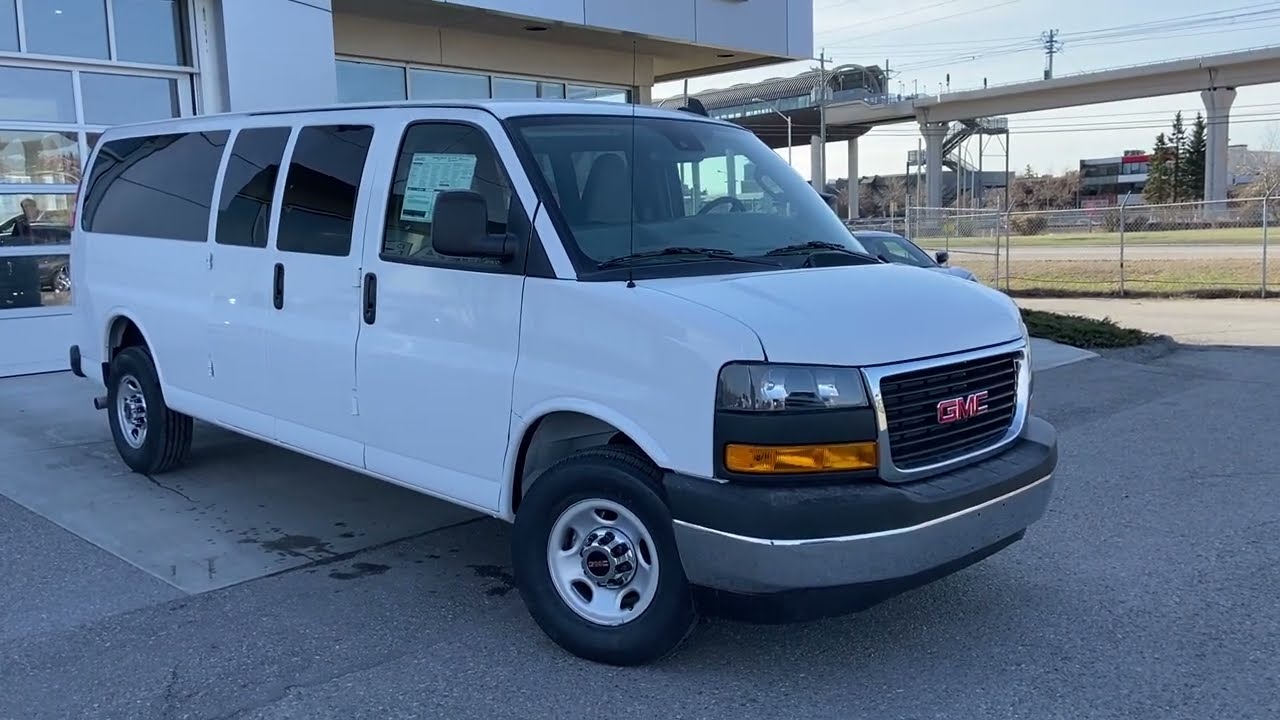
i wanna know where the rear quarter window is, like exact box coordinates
[82,130,230,241]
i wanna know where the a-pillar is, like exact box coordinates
[921,121,948,209]
[847,138,860,220]
[810,135,825,192]
[1202,88,1237,203]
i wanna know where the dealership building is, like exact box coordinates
[0,0,813,377]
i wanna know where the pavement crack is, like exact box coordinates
[144,473,196,504]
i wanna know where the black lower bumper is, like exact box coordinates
[663,415,1058,621]
[69,344,85,378]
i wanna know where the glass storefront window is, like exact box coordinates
[0,67,76,123]
[0,193,75,247]
[1,0,17,52]
[0,130,81,185]
[409,68,490,100]
[567,84,630,103]
[22,0,110,60]
[112,0,185,65]
[80,73,180,125]
[539,82,565,99]
[336,60,406,103]
[0,254,71,309]
[493,77,538,99]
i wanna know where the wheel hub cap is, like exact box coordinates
[578,527,637,589]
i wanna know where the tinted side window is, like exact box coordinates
[215,127,291,248]
[83,131,229,241]
[381,122,512,268]
[277,124,374,257]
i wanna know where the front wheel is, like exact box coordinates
[512,447,697,666]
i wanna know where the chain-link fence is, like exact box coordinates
[898,198,1277,297]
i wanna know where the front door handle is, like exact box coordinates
[272,262,284,310]
[362,272,377,324]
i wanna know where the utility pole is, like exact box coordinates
[1041,29,1062,80]
[818,50,828,189]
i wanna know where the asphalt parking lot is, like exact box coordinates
[2,337,1278,719]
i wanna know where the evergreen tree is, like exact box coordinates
[1169,111,1186,202]
[1180,113,1207,201]
[1144,132,1173,204]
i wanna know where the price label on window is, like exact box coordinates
[400,153,478,222]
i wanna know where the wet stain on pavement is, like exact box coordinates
[259,534,336,558]
[470,564,516,597]
[328,562,391,580]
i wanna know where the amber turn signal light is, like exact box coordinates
[724,441,877,474]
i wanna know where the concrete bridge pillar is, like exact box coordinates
[1202,88,1237,204]
[921,121,948,208]
[847,137,859,220]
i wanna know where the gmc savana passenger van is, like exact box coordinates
[68,100,1057,666]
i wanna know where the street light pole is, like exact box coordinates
[753,97,792,167]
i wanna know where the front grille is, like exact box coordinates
[879,351,1019,470]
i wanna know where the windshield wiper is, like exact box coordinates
[597,247,778,269]
[764,241,882,262]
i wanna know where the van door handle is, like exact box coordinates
[273,263,284,310]
[362,272,377,324]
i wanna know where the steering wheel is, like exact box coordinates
[697,196,747,215]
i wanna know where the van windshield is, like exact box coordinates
[506,114,870,278]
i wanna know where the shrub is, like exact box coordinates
[1010,213,1049,235]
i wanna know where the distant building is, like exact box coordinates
[1078,150,1150,207]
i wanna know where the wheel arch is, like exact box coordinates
[502,401,670,520]
[102,312,163,387]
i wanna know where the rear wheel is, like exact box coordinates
[106,346,193,474]
[512,447,697,666]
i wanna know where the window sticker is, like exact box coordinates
[400,153,477,222]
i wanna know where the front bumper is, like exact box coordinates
[664,415,1057,617]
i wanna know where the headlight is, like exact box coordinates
[716,362,869,411]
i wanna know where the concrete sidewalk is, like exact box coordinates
[1019,298,1280,347]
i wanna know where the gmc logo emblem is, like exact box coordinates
[937,391,989,424]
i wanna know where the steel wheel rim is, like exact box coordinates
[546,498,660,627]
[116,375,148,449]
[54,266,71,293]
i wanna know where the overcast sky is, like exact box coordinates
[652,0,1280,180]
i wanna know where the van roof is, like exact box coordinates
[99,99,733,134]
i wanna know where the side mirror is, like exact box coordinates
[431,191,512,260]
[934,250,950,265]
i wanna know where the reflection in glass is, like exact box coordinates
[0,67,77,123]
[1,0,17,52]
[22,0,109,59]
[567,85,630,103]
[337,60,407,103]
[81,73,180,125]
[0,193,75,247]
[409,68,490,100]
[0,254,71,309]
[538,82,565,99]
[492,77,538,99]
[112,0,184,65]
[0,131,81,185]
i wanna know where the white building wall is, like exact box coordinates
[214,0,338,112]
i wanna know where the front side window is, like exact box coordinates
[508,114,867,279]
[380,122,514,269]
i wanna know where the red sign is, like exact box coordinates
[937,391,989,424]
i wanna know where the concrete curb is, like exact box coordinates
[1093,334,1181,364]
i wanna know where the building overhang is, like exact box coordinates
[333,0,809,84]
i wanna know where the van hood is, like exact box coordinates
[642,263,1023,367]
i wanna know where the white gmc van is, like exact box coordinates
[68,100,1057,666]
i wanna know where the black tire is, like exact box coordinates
[512,446,698,666]
[106,346,193,474]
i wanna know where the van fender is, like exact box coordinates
[102,309,168,389]
[499,397,672,519]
